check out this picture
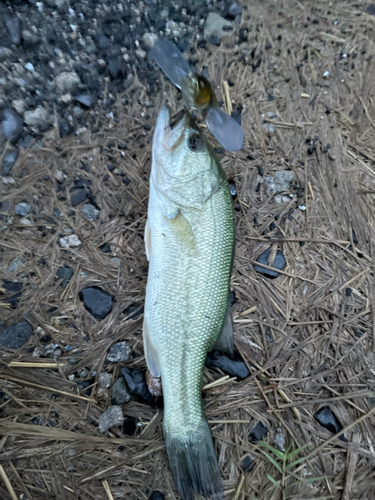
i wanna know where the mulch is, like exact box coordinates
[1,1,375,499]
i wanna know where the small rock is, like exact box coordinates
[111,257,121,268]
[2,280,23,309]
[15,202,31,216]
[142,32,158,48]
[209,35,222,46]
[25,62,34,72]
[98,405,124,433]
[99,372,112,389]
[136,48,146,59]
[22,30,40,47]
[121,367,153,404]
[273,428,286,452]
[2,148,19,176]
[5,14,21,46]
[55,72,81,93]
[107,341,131,363]
[145,370,163,397]
[149,492,164,500]
[1,108,24,143]
[100,242,111,253]
[79,286,114,320]
[6,256,26,274]
[229,183,237,198]
[314,406,347,441]
[57,266,74,289]
[0,47,13,61]
[59,235,82,248]
[249,421,269,442]
[19,217,32,226]
[261,111,277,133]
[111,377,131,405]
[125,304,144,320]
[33,343,61,359]
[0,321,32,349]
[265,171,293,196]
[241,456,253,472]
[76,127,88,135]
[223,2,243,19]
[75,94,97,108]
[107,56,122,79]
[71,189,87,206]
[12,99,27,115]
[205,350,250,379]
[3,176,15,185]
[24,107,49,126]
[81,203,99,221]
[367,5,375,16]
[254,248,286,279]
[54,170,65,183]
[204,13,234,40]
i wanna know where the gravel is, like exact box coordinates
[81,203,100,221]
[204,13,234,39]
[6,256,26,274]
[79,286,114,320]
[57,266,74,289]
[107,341,131,363]
[15,202,31,216]
[2,148,19,176]
[59,234,82,248]
[121,367,153,404]
[0,321,33,349]
[253,248,286,279]
[205,350,250,379]
[248,421,269,442]
[111,377,131,405]
[98,405,124,433]
[1,108,24,143]
[99,372,112,389]
[264,171,294,196]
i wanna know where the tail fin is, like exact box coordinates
[165,420,223,500]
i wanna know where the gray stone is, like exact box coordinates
[0,47,13,61]
[1,108,23,143]
[5,14,21,46]
[24,107,49,126]
[6,256,26,274]
[204,13,234,40]
[98,406,124,432]
[265,171,293,196]
[0,321,32,349]
[142,32,158,49]
[273,428,286,452]
[81,203,99,221]
[111,377,131,405]
[57,266,74,289]
[25,62,34,72]
[75,94,97,108]
[15,202,31,216]
[2,148,19,176]
[12,99,27,115]
[111,257,121,268]
[99,372,112,389]
[59,235,82,248]
[107,341,131,363]
[55,72,81,93]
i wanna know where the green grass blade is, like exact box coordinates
[262,452,283,473]
[286,455,310,470]
[286,444,309,459]
[258,441,286,460]
[285,476,327,490]
[267,474,281,489]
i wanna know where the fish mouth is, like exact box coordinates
[155,106,188,151]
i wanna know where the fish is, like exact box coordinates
[150,37,244,152]
[143,106,235,499]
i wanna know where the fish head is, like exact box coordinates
[152,106,221,210]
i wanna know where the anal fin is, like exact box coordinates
[143,318,161,377]
[212,300,234,358]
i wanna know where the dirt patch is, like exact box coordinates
[1,1,375,499]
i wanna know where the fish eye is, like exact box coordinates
[188,133,201,151]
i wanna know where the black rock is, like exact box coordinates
[75,94,97,108]
[242,455,253,472]
[254,248,286,279]
[205,350,250,379]
[73,178,91,188]
[5,14,22,46]
[2,280,23,309]
[149,491,164,500]
[0,321,33,349]
[107,56,122,79]
[257,164,264,176]
[249,421,268,442]
[366,5,375,16]
[71,189,87,207]
[79,287,114,320]
[123,416,137,436]
[125,304,144,320]
[2,148,19,176]
[209,35,222,46]
[231,109,242,125]
[57,266,74,289]
[229,291,235,306]
[1,108,24,143]
[121,367,153,404]
[100,242,111,253]
[345,287,352,297]
[314,406,347,441]
[59,121,72,137]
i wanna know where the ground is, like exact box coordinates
[1,1,375,500]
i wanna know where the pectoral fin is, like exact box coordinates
[143,318,161,377]
[145,219,152,261]
[212,301,234,358]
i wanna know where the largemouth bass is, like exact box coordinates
[143,106,235,499]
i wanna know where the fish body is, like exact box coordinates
[143,106,235,499]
